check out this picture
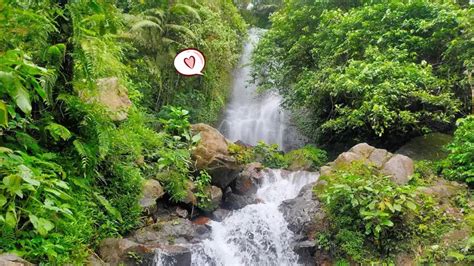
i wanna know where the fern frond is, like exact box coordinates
[170,4,201,22]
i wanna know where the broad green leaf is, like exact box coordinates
[10,82,32,115]
[0,101,7,126]
[5,204,17,228]
[0,194,6,207]
[18,165,40,186]
[45,123,72,141]
[29,214,55,236]
[405,201,417,211]
[3,175,22,197]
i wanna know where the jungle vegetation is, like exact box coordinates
[0,0,245,263]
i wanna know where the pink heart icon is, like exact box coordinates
[184,56,195,69]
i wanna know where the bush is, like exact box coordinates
[229,141,287,168]
[284,145,327,171]
[315,162,427,261]
[440,115,474,186]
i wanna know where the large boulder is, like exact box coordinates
[321,143,415,186]
[98,238,191,266]
[98,238,146,265]
[0,254,32,266]
[131,217,209,246]
[381,154,414,185]
[191,124,242,189]
[139,179,165,209]
[191,124,229,169]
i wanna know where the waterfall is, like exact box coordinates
[154,28,315,266]
[218,28,305,151]
[191,170,318,265]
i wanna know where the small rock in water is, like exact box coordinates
[211,208,231,222]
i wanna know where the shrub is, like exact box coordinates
[440,115,474,186]
[228,141,288,168]
[316,162,420,260]
[284,145,327,171]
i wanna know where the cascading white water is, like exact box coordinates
[153,28,316,266]
[191,170,318,266]
[218,28,304,151]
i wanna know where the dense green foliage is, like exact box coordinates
[0,0,245,263]
[253,0,473,146]
[229,142,327,170]
[235,0,283,28]
[440,115,474,186]
[315,162,463,263]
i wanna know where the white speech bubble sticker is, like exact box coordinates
[174,48,206,76]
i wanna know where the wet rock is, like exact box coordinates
[211,208,231,222]
[279,182,325,235]
[349,143,375,158]
[139,179,164,209]
[0,254,32,266]
[233,163,263,195]
[131,218,197,245]
[381,154,414,185]
[293,240,317,266]
[368,148,391,168]
[223,191,255,210]
[154,245,191,266]
[206,154,242,189]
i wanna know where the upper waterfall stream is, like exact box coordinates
[218,28,305,151]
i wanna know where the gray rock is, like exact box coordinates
[368,148,391,168]
[206,154,242,189]
[223,192,255,210]
[349,143,375,158]
[334,151,364,167]
[200,186,223,212]
[211,208,231,222]
[279,182,324,235]
[98,238,141,265]
[131,218,197,245]
[0,254,32,266]
[293,240,317,266]
[139,179,164,209]
[175,207,188,218]
[153,245,191,266]
[232,164,261,195]
[381,154,414,185]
